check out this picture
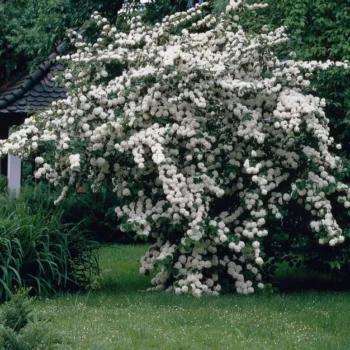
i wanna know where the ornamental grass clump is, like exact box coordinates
[0,186,100,301]
[1,0,350,296]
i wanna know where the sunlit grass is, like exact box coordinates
[33,245,350,350]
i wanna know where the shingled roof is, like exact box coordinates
[0,53,66,114]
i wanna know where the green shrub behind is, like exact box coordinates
[60,183,141,243]
[19,181,136,243]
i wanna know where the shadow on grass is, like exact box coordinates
[273,263,350,293]
[91,245,350,296]
[98,275,150,294]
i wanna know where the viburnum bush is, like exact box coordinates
[2,0,350,296]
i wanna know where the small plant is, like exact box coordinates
[0,289,32,333]
[0,288,64,349]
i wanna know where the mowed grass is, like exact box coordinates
[33,245,350,350]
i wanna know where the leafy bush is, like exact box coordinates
[262,202,350,285]
[19,181,138,243]
[1,0,350,296]
[0,185,100,301]
[59,182,134,243]
[0,288,64,349]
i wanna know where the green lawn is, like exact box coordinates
[33,245,350,350]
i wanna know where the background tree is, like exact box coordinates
[0,0,125,84]
[0,0,194,86]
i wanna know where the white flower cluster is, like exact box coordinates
[69,154,81,170]
[1,1,349,295]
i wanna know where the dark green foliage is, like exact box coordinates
[0,0,124,84]
[61,183,151,243]
[261,0,350,61]
[314,69,350,156]
[262,201,350,288]
[59,182,137,243]
[0,176,8,196]
[0,288,64,349]
[20,181,140,243]
[0,185,100,302]
[141,0,188,24]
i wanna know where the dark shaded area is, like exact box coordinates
[273,263,350,293]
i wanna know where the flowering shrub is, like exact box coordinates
[1,0,350,296]
[230,0,350,158]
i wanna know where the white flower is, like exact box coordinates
[123,188,131,196]
[252,241,260,249]
[329,238,338,247]
[93,107,103,116]
[181,285,188,293]
[255,257,264,266]
[35,157,44,164]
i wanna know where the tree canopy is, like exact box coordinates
[0,0,125,84]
